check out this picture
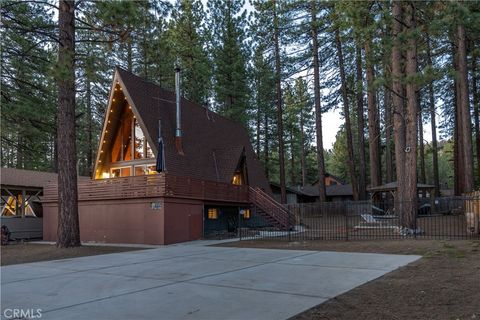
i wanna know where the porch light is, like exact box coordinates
[208,208,218,219]
[129,106,132,109]
[113,98,116,102]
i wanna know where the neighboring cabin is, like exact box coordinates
[0,168,56,239]
[270,173,354,204]
[0,168,91,240]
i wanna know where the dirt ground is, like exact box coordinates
[1,242,147,266]
[218,239,480,320]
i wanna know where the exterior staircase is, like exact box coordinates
[248,187,291,229]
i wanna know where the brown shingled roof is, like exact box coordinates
[113,67,271,192]
[1,168,57,188]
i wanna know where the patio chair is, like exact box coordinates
[353,214,400,231]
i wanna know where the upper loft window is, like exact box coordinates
[231,153,247,185]
[110,107,153,163]
[134,120,154,159]
[232,173,243,185]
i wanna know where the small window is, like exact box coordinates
[207,208,218,219]
[134,164,157,176]
[242,209,251,219]
[232,173,243,185]
[111,167,131,178]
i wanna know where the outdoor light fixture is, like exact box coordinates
[113,98,116,102]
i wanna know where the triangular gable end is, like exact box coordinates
[232,148,248,185]
[93,70,158,179]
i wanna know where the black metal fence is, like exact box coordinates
[239,197,480,241]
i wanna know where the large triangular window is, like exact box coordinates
[95,82,155,179]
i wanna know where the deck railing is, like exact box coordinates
[43,173,249,203]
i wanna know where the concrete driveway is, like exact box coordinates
[1,241,420,320]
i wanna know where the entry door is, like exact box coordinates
[188,211,202,241]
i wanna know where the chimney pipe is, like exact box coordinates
[174,60,184,155]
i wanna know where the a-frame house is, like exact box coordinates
[43,68,289,245]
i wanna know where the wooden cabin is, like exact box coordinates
[1,168,57,239]
[43,67,287,245]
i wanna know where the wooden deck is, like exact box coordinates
[42,173,249,204]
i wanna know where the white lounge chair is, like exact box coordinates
[354,213,400,231]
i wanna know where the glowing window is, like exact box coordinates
[135,164,157,176]
[207,208,218,219]
[111,167,131,178]
[134,119,154,160]
[243,209,251,219]
[232,173,243,185]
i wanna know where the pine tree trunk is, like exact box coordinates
[383,68,394,183]
[290,131,295,185]
[16,134,23,169]
[86,80,93,177]
[310,1,326,202]
[403,2,418,228]
[127,33,133,72]
[264,114,269,179]
[56,0,80,248]
[456,24,474,193]
[53,115,58,172]
[383,20,394,184]
[300,111,307,187]
[335,28,358,200]
[355,44,367,200]
[426,36,440,196]
[392,1,407,219]
[256,101,261,157]
[365,40,381,187]
[418,101,426,184]
[453,41,463,195]
[272,0,286,203]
